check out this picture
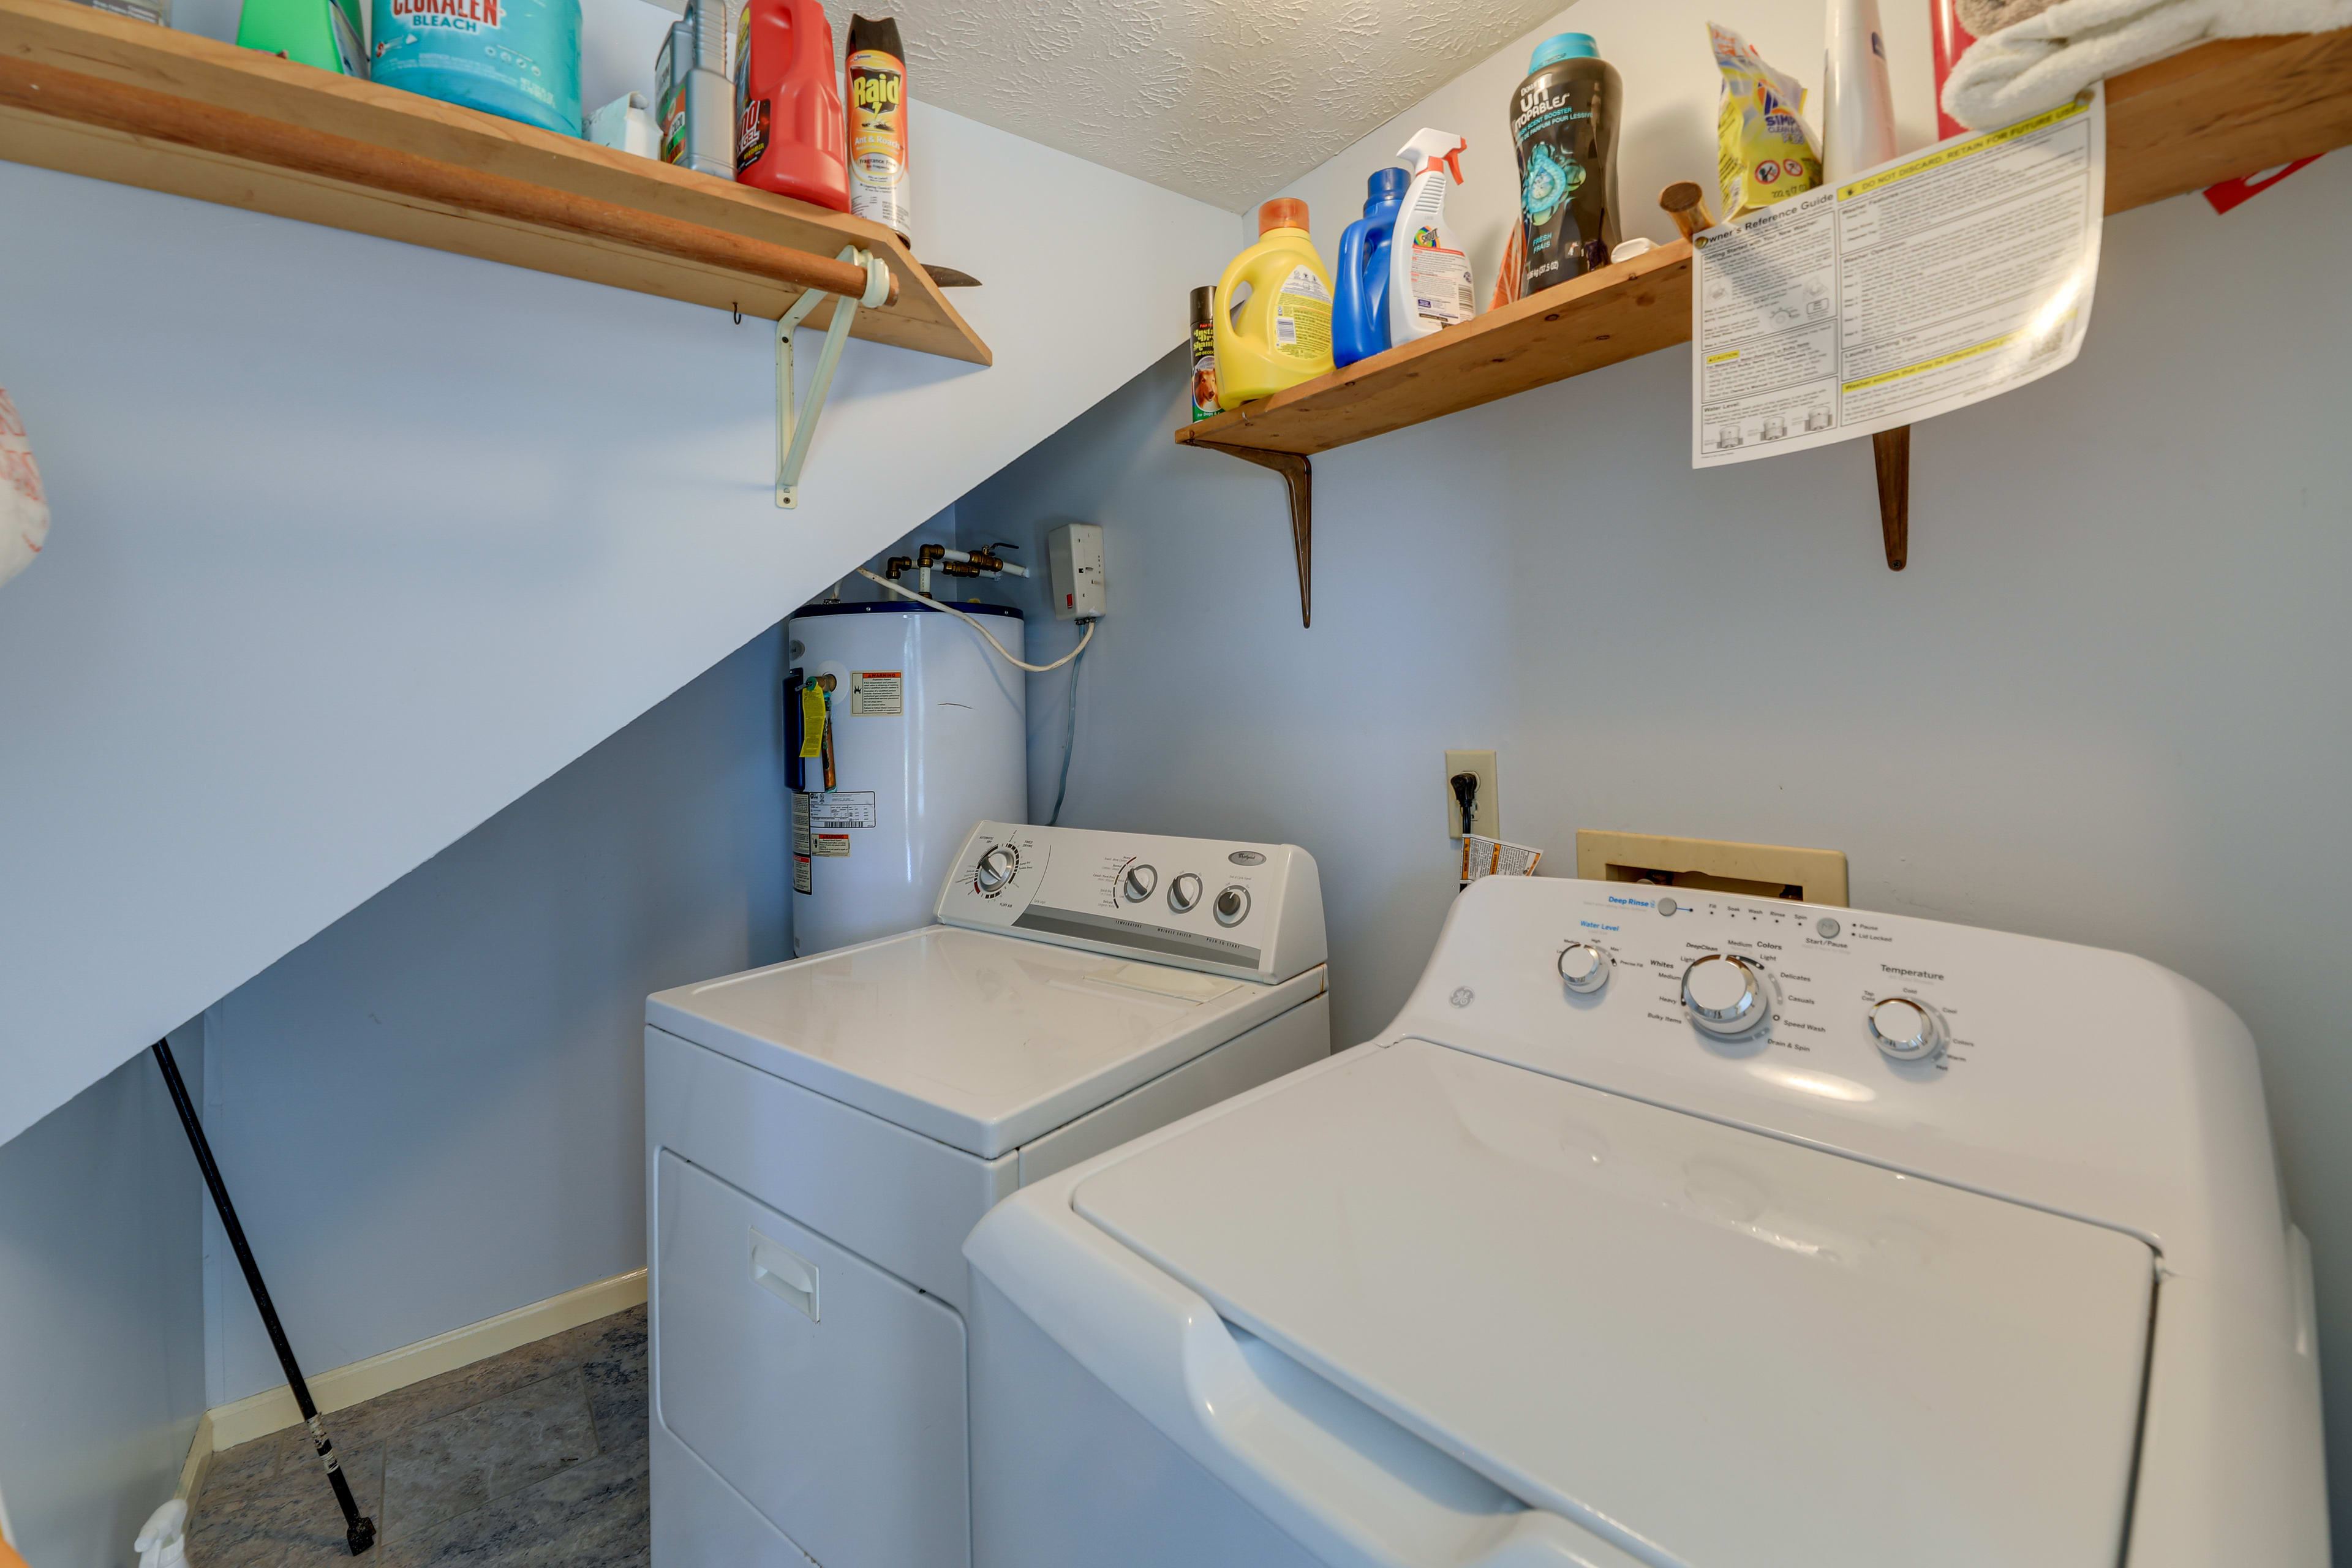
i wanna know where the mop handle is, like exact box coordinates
[151,1041,377,1556]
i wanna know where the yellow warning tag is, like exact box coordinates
[798,684,827,759]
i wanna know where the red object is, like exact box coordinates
[734,0,850,212]
[2204,156,2323,213]
[1928,0,1975,142]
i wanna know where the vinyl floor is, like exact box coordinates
[187,1305,649,1567]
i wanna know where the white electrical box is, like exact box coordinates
[1047,523,1106,621]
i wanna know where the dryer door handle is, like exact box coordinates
[750,1230,820,1321]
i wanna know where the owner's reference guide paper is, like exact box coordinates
[1691,88,2103,467]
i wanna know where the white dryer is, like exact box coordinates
[644,821,1329,1568]
[965,877,2329,1568]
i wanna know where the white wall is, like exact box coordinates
[198,623,786,1403]
[957,0,2352,1525]
[0,1032,206,1566]
[0,42,1233,1152]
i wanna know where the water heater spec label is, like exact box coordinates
[806,791,877,830]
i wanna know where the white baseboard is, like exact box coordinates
[206,1268,647,1452]
[176,1408,216,1502]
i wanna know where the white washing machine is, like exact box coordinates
[644,821,1330,1568]
[966,877,2330,1568]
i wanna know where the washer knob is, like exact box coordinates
[1869,997,1948,1063]
[1122,863,1158,903]
[974,845,1020,894]
[1167,873,1204,913]
[1557,943,1613,994]
[1214,885,1251,927]
[1682,954,1772,1038]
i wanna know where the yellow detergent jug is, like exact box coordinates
[1214,198,1335,409]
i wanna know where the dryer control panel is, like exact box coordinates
[936,822,1328,985]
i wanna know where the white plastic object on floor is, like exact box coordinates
[965,876,2331,1568]
[135,1499,188,1568]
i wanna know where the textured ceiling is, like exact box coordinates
[821,0,1574,211]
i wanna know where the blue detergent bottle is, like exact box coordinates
[1333,167,1407,366]
[371,0,582,136]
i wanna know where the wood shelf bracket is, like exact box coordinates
[1194,441,1313,627]
[1872,426,1912,570]
[775,246,892,508]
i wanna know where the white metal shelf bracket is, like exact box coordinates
[775,246,891,509]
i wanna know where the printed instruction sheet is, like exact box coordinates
[1692,88,2103,467]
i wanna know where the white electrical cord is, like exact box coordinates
[854,568,1095,672]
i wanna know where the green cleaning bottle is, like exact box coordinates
[238,0,368,75]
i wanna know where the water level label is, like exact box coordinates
[1692,88,2104,467]
[806,791,876,830]
[850,670,903,715]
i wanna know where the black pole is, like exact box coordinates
[151,1039,376,1556]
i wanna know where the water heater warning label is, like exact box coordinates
[850,671,903,715]
[813,834,852,857]
[806,791,877,829]
[793,853,812,893]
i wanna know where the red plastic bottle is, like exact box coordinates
[734,0,850,211]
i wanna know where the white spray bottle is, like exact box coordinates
[1387,129,1472,345]
[1823,0,1898,183]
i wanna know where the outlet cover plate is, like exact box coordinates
[1574,830,1848,907]
[1444,750,1498,840]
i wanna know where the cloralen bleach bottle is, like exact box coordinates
[1387,129,1473,345]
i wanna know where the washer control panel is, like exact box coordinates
[937,822,1327,984]
[1531,886,1982,1077]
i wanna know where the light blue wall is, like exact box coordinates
[959,160,2352,1526]
[0,1031,206,1565]
[202,628,788,1403]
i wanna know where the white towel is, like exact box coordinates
[1943,0,2352,129]
[0,386,47,590]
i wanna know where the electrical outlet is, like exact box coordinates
[1444,750,1498,840]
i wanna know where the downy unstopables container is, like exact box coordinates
[1333,167,1406,366]
[372,0,579,135]
[1510,33,1621,293]
[1213,198,1334,409]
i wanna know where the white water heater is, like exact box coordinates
[785,601,1027,956]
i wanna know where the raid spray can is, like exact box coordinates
[1188,285,1220,421]
[846,15,910,245]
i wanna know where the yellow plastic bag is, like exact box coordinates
[1710,21,1822,219]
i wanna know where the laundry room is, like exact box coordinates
[0,0,2346,1561]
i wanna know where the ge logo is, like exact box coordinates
[1449,987,1475,1009]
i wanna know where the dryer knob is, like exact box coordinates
[1558,943,1613,994]
[1214,886,1251,927]
[974,845,1020,894]
[1869,997,1948,1063]
[1122,864,1158,903]
[1167,873,1204,914]
[1682,954,1772,1037]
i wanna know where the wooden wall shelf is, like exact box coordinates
[1185,27,2352,616]
[0,0,989,363]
